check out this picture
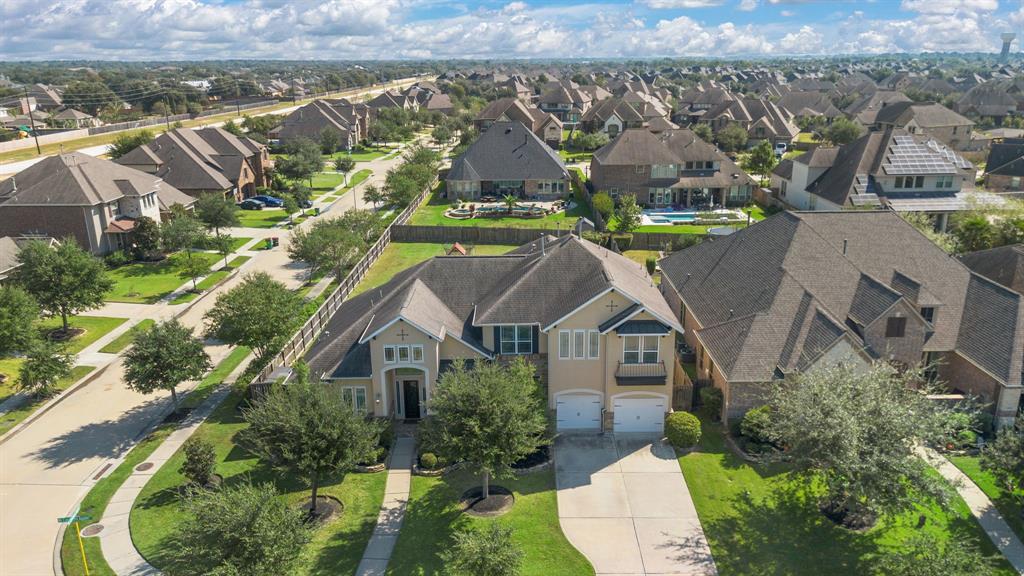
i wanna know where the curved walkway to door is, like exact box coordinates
[554,434,717,575]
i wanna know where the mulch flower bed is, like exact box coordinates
[460,485,514,517]
[512,445,552,475]
[297,495,343,525]
[47,327,85,342]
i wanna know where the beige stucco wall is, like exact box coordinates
[367,319,438,417]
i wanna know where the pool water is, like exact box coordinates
[648,212,697,223]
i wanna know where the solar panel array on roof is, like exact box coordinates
[882,135,960,175]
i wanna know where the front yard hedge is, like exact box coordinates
[666,411,702,448]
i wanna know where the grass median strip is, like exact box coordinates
[0,366,96,436]
[98,320,156,354]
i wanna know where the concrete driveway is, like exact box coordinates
[555,434,716,575]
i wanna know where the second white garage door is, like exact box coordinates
[613,398,666,433]
[556,393,602,431]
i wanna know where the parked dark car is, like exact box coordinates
[238,199,265,210]
[299,199,314,209]
[249,194,284,207]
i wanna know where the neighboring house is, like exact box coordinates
[0,153,194,255]
[580,98,645,136]
[873,101,974,150]
[660,210,1024,426]
[957,82,1019,125]
[366,90,417,112]
[961,244,1024,294]
[117,127,270,202]
[270,100,362,149]
[446,122,569,200]
[776,91,843,124]
[538,84,592,126]
[589,128,757,208]
[776,127,1000,225]
[0,236,58,282]
[49,108,101,129]
[984,138,1024,195]
[474,98,562,148]
[305,234,683,433]
[844,90,912,127]
[701,98,799,148]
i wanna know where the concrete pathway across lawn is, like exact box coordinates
[355,436,415,576]
[555,434,717,575]
[918,446,1024,573]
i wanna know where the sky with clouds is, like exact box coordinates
[0,0,1021,60]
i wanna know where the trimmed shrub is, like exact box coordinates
[104,250,133,268]
[699,387,723,421]
[420,452,438,470]
[180,437,216,487]
[739,405,773,445]
[645,256,657,276]
[665,411,702,448]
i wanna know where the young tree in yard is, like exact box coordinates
[427,358,547,500]
[333,156,355,186]
[287,210,384,281]
[241,378,383,516]
[952,214,995,253]
[124,319,211,412]
[277,137,323,186]
[692,122,713,143]
[211,234,236,269]
[614,194,643,234]
[503,193,518,215]
[17,340,73,397]
[203,272,303,359]
[742,140,777,185]
[431,124,452,148]
[715,122,749,153]
[823,117,863,146]
[177,252,212,291]
[180,437,217,487]
[13,239,113,334]
[162,213,209,256]
[439,523,524,576]
[980,417,1024,498]
[362,183,386,208]
[172,482,310,576]
[319,127,341,155]
[108,129,154,160]
[282,194,300,224]
[591,192,614,220]
[195,193,240,237]
[132,216,162,261]
[288,182,312,206]
[767,362,953,527]
[0,285,39,356]
[222,120,244,137]
[874,533,996,576]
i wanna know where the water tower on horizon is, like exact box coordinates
[1001,33,1017,61]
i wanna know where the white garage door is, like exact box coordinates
[556,393,602,431]
[613,398,666,433]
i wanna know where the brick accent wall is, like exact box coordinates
[0,205,94,253]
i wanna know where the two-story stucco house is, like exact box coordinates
[305,235,683,434]
[0,153,194,255]
[659,210,1024,427]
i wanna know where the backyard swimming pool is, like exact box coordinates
[641,208,747,226]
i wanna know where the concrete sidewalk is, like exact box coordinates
[356,437,415,576]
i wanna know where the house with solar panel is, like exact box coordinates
[775,127,1003,229]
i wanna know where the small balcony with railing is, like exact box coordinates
[615,361,668,386]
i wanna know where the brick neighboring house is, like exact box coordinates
[0,153,194,255]
[538,84,592,127]
[873,101,975,150]
[305,234,683,433]
[117,127,270,202]
[984,138,1024,195]
[446,121,569,200]
[270,99,364,149]
[474,98,562,148]
[961,244,1024,294]
[589,128,757,208]
[844,90,912,127]
[700,97,799,148]
[580,98,645,136]
[659,210,1024,426]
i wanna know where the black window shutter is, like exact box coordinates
[532,326,539,354]
[493,326,500,354]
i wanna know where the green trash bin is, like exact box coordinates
[264,238,273,250]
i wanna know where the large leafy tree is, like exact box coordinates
[277,137,323,186]
[426,358,547,499]
[874,533,997,576]
[14,239,113,333]
[287,210,384,281]
[614,194,643,234]
[108,130,154,160]
[823,117,864,146]
[952,214,995,253]
[692,123,714,143]
[61,80,120,115]
[17,340,73,397]
[742,140,777,185]
[980,417,1024,498]
[131,216,161,260]
[203,272,303,359]
[242,376,383,516]
[171,482,310,576]
[0,285,39,356]
[715,122,749,153]
[123,319,211,411]
[319,127,341,155]
[195,193,240,237]
[767,362,953,526]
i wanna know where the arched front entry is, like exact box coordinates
[380,365,430,420]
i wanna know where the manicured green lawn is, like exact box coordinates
[352,242,517,297]
[61,346,251,576]
[558,149,594,163]
[130,384,385,575]
[332,146,396,162]
[309,172,345,192]
[409,181,594,230]
[195,236,252,253]
[107,252,220,303]
[623,249,661,267]
[98,319,156,354]
[0,365,95,436]
[950,455,1024,543]
[37,315,129,354]
[168,269,231,304]
[678,419,1014,575]
[387,468,593,576]
[236,208,289,229]
[795,132,820,144]
[340,169,371,193]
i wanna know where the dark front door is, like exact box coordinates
[402,380,420,419]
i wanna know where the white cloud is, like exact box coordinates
[738,0,758,11]
[639,0,724,7]
[778,25,822,52]
[780,9,794,16]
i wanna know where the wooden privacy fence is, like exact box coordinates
[570,169,606,231]
[392,224,694,251]
[249,180,434,385]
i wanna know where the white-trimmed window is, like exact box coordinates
[623,335,660,364]
[500,325,532,355]
[342,386,368,413]
[412,345,423,362]
[588,330,600,359]
[397,346,410,362]
[573,330,586,359]
[384,346,396,363]
[384,344,423,364]
[559,330,570,359]
[936,175,954,189]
